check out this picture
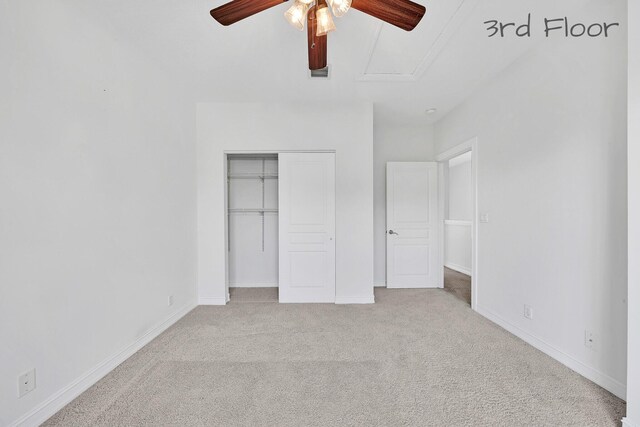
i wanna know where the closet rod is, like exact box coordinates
[228,208,278,213]
[227,174,278,180]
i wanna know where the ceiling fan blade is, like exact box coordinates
[351,0,425,31]
[307,6,327,70]
[211,0,287,26]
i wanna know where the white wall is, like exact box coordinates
[373,122,434,286]
[197,102,374,304]
[625,0,639,424]
[448,153,473,220]
[435,0,627,399]
[0,2,197,425]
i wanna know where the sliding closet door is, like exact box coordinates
[278,153,336,303]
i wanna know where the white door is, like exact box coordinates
[386,162,439,288]
[279,153,336,303]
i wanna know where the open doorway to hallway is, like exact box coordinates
[437,140,477,309]
[444,267,471,305]
[443,151,472,305]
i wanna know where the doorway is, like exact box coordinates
[225,152,336,304]
[436,138,478,309]
[385,162,439,288]
[227,154,279,302]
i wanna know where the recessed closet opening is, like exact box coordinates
[226,154,279,302]
[225,151,337,304]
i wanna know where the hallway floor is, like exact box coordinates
[444,267,472,305]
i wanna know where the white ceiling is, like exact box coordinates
[362,0,468,78]
[70,0,590,126]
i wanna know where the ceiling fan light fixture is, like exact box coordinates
[284,0,311,31]
[315,1,336,36]
[328,0,351,17]
[210,0,426,71]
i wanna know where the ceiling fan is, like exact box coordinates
[209,0,426,71]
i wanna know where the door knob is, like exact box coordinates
[388,230,399,235]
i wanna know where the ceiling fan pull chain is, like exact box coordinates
[310,12,316,49]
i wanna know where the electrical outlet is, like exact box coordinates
[18,369,36,398]
[480,213,490,223]
[585,330,595,350]
[168,295,174,307]
[524,305,533,320]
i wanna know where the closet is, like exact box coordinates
[227,154,279,288]
[226,152,336,303]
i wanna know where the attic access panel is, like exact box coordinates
[362,0,466,78]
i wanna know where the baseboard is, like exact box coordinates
[622,417,639,427]
[444,262,472,276]
[198,296,227,305]
[10,302,197,427]
[374,282,386,288]
[387,284,441,289]
[476,304,627,400]
[335,295,375,304]
[229,283,278,288]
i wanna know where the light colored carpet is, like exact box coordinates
[44,289,625,426]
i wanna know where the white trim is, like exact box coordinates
[447,151,472,167]
[374,282,386,288]
[622,418,639,427]
[335,295,375,304]
[229,283,278,288]
[444,220,472,227]
[9,302,197,427]
[386,284,441,290]
[437,162,448,289]
[437,137,479,310]
[444,263,472,276]
[476,304,627,400]
[436,139,475,162]
[198,296,227,305]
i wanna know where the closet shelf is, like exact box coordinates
[227,173,278,180]
[227,155,278,253]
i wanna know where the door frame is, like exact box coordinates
[223,150,336,304]
[436,137,479,311]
